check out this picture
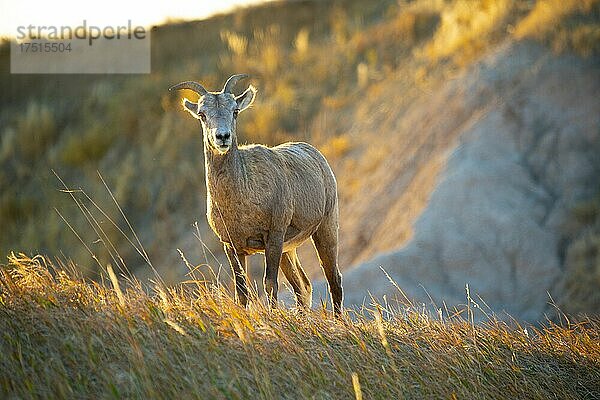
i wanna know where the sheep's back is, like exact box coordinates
[273,142,338,217]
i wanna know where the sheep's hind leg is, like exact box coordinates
[224,244,249,308]
[312,214,343,314]
[280,249,313,309]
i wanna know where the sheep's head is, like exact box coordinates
[170,74,256,154]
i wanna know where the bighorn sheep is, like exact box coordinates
[170,74,343,313]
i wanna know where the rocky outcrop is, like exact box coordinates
[322,42,600,321]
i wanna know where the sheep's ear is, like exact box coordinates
[182,98,200,119]
[235,85,256,112]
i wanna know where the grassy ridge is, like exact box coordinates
[1,254,598,399]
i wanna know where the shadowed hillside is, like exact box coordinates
[1,0,599,320]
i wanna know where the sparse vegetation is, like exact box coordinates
[515,0,600,56]
[1,254,598,399]
[422,0,521,65]
[559,191,600,315]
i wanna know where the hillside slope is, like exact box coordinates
[2,255,599,399]
[329,41,600,321]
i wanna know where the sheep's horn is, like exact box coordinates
[222,74,248,94]
[169,81,208,96]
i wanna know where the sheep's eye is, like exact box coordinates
[233,109,239,119]
[199,112,207,122]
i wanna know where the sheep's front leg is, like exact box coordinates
[264,230,284,309]
[224,244,248,307]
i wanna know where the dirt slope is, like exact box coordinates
[313,41,600,321]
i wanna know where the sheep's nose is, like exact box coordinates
[215,132,231,141]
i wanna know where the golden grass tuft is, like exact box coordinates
[514,0,596,38]
[422,0,519,65]
[1,254,599,399]
[514,0,600,56]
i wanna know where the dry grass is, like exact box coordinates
[420,0,520,65]
[515,0,600,56]
[1,254,599,399]
[559,193,600,315]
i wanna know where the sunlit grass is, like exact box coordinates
[421,0,521,65]
[1,253,599,399]
[515,0,600,56]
